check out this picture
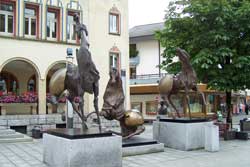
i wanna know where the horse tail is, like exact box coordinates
[159,74,174,94]
[49,68,67,98]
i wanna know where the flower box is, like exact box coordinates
[197,83,207,92]
[146,112,157,115]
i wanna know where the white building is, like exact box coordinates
[129,23,164,79]
[129,23,165,119]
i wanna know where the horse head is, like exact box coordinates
[73,14,89,48]
[109,68,121,85]
[176,48,189,63]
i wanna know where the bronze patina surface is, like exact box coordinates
[49,14,101,130]
[159,48,207,119]
[101,68,145,139]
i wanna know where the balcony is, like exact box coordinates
[129,56,140,66]
[130,73,167,85]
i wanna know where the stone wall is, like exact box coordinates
[0,114,120,136]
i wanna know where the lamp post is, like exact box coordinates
[121,69,126,108]
[66,48,74,129]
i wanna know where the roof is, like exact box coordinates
[129,22,165,38]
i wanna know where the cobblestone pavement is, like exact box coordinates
[0,114,250,167]
[0,141,45,167]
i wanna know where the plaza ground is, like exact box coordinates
[0,114,250,167]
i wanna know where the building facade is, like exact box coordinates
[0,0,129,131]
[129,23,164,119]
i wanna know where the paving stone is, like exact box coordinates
[0,116,249,167]
[1,164,16,167]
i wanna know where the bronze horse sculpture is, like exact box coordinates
[49,14,101,130]
[159,48,206,118]
[100,68,145,139]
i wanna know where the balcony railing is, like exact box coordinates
[129,56,140,66]
[130,73,167,85]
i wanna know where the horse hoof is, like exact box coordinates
[82,125,88,130]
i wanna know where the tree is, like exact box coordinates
[156,0,250,126]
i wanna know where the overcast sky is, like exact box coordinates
[129,0,171,28]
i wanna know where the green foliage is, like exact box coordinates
[129,49,139,58]
[129,44,139,58]
[156,0,250,92]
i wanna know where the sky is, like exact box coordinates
[129,0,171,28]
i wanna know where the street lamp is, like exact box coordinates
[66,48,74,129]
[66,48,74,64]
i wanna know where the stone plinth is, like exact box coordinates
[122,136,164,156]
[205,125,219,152]
[43,128,122,167]
[153,118,213,151]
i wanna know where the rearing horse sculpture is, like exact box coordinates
[159,48,206,118]
[101,68,145,139]
[49,14,101,130]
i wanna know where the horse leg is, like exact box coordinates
[184,88,192,119]
[168,93,181,118]
[193,85,207,117]
[180,81,191,119]
[161,95,170,108]
[194,85,207,106]
[79,93,88,130]
[93,82,101,131]
[67,95,88,129]
[66,95,79,116]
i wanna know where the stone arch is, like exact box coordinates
[0,57,41,79]
[109,5,121,15]
[110,45,121,53]
[45,60,67,77]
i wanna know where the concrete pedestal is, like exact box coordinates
[1,106,6,115]
[43,129,122,167]
[205,125,219,152]
[122,136,164,156]
[153,119,213,151]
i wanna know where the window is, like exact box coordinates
[146,101,158,115]
[131,102,142,113]
[67,11,79,43]
[130,67,136,79]
[109,13,120,34]
[129,44,139,58]
[27,75,36,92]
[0,72,18,94]
[0,2,14,36]
[47,8,60,41]
[0,79,6,93]
[109,52,120,71]
[24,6,37,38]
